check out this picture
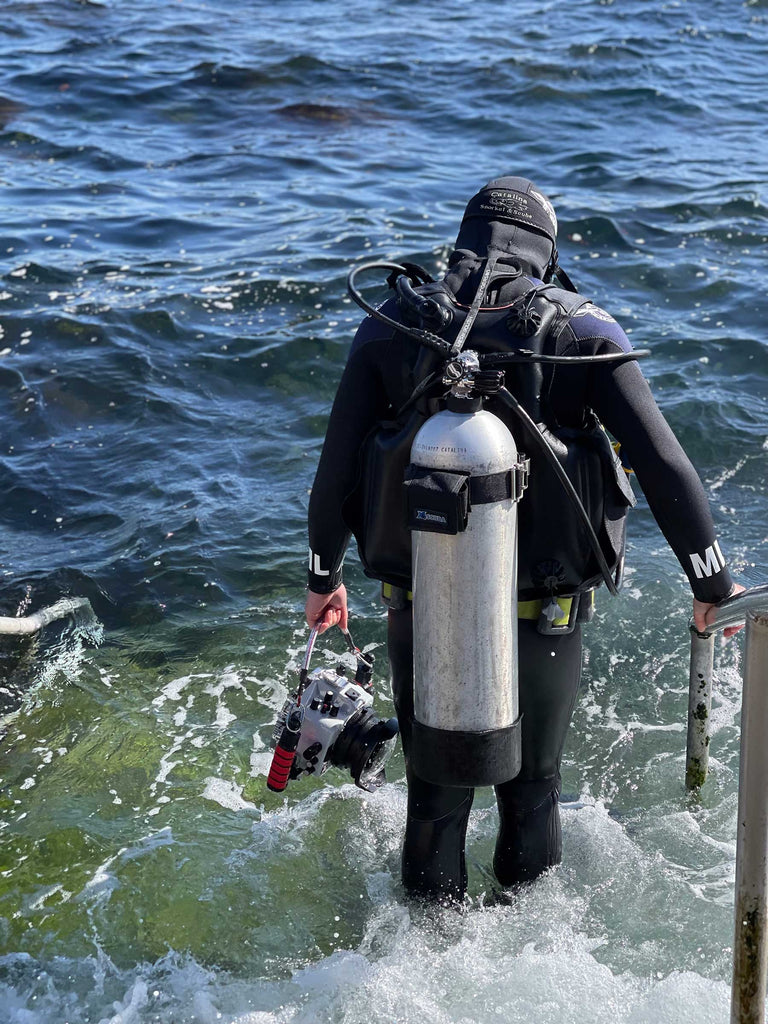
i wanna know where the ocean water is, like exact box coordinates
[1,0,767,1020]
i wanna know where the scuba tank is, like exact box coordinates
[404,352,528,787]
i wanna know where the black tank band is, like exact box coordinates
[411,717,522,788]
[470,462,530,504]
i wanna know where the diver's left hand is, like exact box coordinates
[693,583,746,638]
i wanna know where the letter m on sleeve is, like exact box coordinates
[689,541,726,579]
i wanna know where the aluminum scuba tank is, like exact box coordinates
[404,352,527,787]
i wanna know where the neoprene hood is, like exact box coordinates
[455,176,558,278]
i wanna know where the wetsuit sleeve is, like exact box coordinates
[307,328,391,594]
[587,356,734,604]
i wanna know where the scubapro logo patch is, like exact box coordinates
[416,509,447,525]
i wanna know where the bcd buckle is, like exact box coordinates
[537,595,579,635]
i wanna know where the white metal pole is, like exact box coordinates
[731,610,768,1024]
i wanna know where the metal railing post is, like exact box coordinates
[685,586,768,792]
[686,624,716,790]
[683,586,768,1022]
[731,609,768,1024]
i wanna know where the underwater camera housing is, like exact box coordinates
[267,626,398,794]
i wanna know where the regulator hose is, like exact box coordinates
[347,262,452,357]
[347,261,650,366]
[495,386,620,596]
[481,349,651,366]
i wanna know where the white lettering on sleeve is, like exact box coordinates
[308,548,330,576]
[689,541,726,579]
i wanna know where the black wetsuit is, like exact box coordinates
[307,263,733,898]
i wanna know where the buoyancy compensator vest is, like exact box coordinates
[341,258,638,600]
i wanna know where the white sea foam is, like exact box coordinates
[0,902,731,1024]
[152,674,203,709]
[202,776,257,812]
[0,784,739,1024]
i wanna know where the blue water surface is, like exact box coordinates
[1,1,767,1021]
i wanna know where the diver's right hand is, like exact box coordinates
[693,583,746,639]
[305,584,348,634]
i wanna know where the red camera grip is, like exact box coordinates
[267,726,300,792]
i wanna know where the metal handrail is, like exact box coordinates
[683,585,768,1024]
[709,583,768,632]
[685,586,768,790]
[0,597,94,636]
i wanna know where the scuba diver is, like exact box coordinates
[303,176,739,900]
